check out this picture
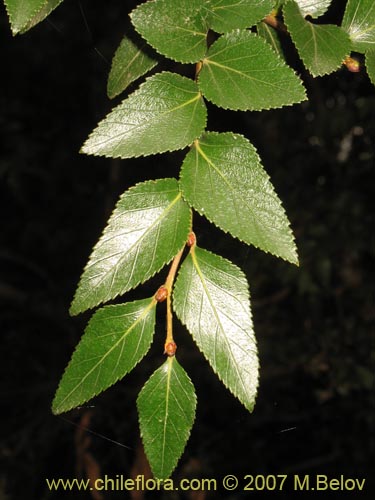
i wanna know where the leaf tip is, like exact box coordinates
[51,401,61,415]
[51,389,67,415]
[69,296,85,316]
[68,306,79,317]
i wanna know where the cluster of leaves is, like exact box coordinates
[4,0,375,480]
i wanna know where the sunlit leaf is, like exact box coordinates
[293,0,331,18]
[174,246,258,412]
[107,36,158,99]
[198,30,306,111]
[284,0,351,76]
[53,298,156,414]
[207,0,274,32]
[180,133,298,263]
[342,0,375,53]
[131,0,208,63]
[137,357,196,479]
[82,72,207,159]
[70,178,191,315]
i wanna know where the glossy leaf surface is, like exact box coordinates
[174,246,258,412]
[180,133,298,263]
[53,298,156,414]
[107,36,158,99]
[82,72,207,159]
[206,0,274,32]
[198,30,306,110]
[284,1,351,76]
[137,357,196,479]
[70,178,191,315]
[293,0,331,18]
[131,0,208,63]
[342,0,375,52]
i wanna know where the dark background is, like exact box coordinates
[1,0,373,498]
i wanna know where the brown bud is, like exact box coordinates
[164,341,177,357]
[155,286,168,302]
[343,56,360,73]
[187,231,196,247]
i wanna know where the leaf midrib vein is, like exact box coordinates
[55,300,155,412]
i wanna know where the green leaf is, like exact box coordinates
[137,357,196,479]
[4,0,45,34]
[70,178,191,315]
[52,298,156,415]
[284,1,351,77]
[20,0,64,33]
[82,72,207,159]
[206,0,274,32]
[342,0,375,53]
[197,30,307,111]
[130,0,208,63]
[257,21,284,57]
[293,0,331,18]
[107,36,158,99]
[180,133,298,263]
[4,0,63,34]
[366,50,375,85]
[174,246,258,412]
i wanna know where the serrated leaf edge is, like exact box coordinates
[52,297,157,414]
[107,37,158,99]
[179,132,299,264]
[297,1,331,19]
[284,1,351,77]
[81,71,208,160]
[70,178,191,315]
[198,31,307,111]
[173,247,258,412]
[207,0,275,33]
[4,0,47,35]
[130,1,209,64]
[20,0,64,34]
[137,356,197,479]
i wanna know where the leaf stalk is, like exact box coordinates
[163,246,185,354]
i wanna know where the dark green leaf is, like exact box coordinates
[366,50,375,85]
[53,298,156,414]
[342,0,375,52]
[284,1,351,76]
[198,30,307,111]
[173,246,258,412]
[257,21,284,57]
[82,72,207,159]
[70,178,191,315]
[4,0,63,34]
[207,0,274,32]
[107,36,158,99]
[131,0,208,63]
[180,133,298,263]
[137,357,196,479]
